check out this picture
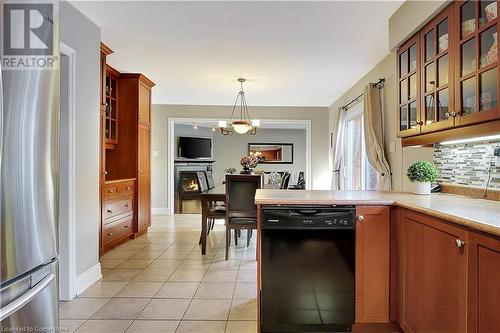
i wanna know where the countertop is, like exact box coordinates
[255,190,500,237]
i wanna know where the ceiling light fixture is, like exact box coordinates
[219,78,260,135]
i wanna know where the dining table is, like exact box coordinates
[199,185,226,254]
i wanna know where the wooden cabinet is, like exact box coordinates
[98,44,155,253]
[101,179,135,253]
[116,74,155,236]
[355,206,390,323]
[397,1,500,145]
[104,66,119,148]
[468,231,500,333]
[402,210,468,333]
[455,0,500,127]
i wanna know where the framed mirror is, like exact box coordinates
[248,143,294,164]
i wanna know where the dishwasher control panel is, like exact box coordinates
[261,205,356,229]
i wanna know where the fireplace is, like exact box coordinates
[179,172,201,195]
[174,160,214,213]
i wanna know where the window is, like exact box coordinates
[343,103,378,190]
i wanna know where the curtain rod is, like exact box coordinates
[341,78,385,110]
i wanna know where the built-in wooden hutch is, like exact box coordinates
[99,43,155,254]
[398,0,500,146]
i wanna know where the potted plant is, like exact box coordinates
[406,160,438,195]
[240,155,259,174]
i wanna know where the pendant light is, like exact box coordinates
[219,78,260,135]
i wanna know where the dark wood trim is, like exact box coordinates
[119,73,156,88]
[402,118,500,146]
[100,42,113,56]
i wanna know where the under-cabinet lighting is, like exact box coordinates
[440,134,500,145]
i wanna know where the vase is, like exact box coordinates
[413,181,431,195]
[487,32,497,65]
[240,166,253,174]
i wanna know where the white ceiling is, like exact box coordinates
[71,1,402,106]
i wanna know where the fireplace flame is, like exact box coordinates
[183,179,199,192]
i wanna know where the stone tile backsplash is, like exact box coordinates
[433,140,500,189]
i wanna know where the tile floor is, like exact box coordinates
[59,214,257,333]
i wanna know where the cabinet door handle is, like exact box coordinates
[126,187,131,190]
[124,225,130,229]
[139,115,143,120]
[124,204,129,208]
[108,232,113,237]
[357,215,365,223]
[107,209,112,213]
[455,239,465,248]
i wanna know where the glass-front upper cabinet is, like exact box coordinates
[420,6,456,133]
[105,67,119,146]
[398,35,420,137]
[456,0,500,125]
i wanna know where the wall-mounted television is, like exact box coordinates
[178,137,212,159]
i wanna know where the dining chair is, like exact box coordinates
[196,171,209,192]
[205,170,216,190]
[280,172,291,189]
[225,174,262,260]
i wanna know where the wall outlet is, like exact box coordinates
[494,147,500,167]
[390,142,396,153]
[152,150,159,158]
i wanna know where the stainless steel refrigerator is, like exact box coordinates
[0,1,60,330]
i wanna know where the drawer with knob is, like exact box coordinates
[103,196,133,222]
[104,185,120,200]
[119,182,135,197]
[103,215,133,245]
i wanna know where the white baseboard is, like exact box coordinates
[152,207,171,215]
[75,263,102,295]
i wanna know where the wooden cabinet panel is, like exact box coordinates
[103,196,133,222]
[138,125,151,176]
[355,206,390,323]
[403,210,468,333]
[468,232,500,333]
[139,83,151,125]
[420,5,457,134]
[397,35,421,137]
[102,215,133,247]
[137,175,151,233]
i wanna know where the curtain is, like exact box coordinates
[363,84,392,190]
[331,107,346,190]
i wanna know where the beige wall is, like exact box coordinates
[151,105,329,212]
[329,53,433,192]
[213,128,307,185]
[388,0,448,50]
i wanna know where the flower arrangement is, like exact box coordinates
[406,160,438,195]
[240,155,259,174]
[406,160,438,183]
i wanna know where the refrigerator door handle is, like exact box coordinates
[0,273,55,321]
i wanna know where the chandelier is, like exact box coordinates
[218,78,260,135]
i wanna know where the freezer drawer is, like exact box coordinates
[0,261,58,331]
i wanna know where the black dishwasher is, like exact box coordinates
[260,205,356,333]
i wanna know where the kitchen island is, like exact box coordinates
[255,190,500,333]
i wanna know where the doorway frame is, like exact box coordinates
[166,118,312,215]
[59,42,77,300]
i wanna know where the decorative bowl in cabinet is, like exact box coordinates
[462,19,476,36]
[439,34,448,52]
[486,2,497,22]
